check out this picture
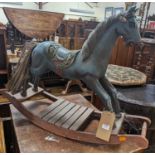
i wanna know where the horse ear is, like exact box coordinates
[126,5,138,17]
[135,8,139,12]
[128,5,136,12]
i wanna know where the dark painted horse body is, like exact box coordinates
[9,6,141,117]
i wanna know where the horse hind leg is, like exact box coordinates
[20,78,28,97]
[33,75,40,92]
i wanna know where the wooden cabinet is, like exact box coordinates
[57,20,85,50]
[132,38,155,82]
[57,20,98,50]
[0,23,8,87]
[109,37,134,67]
[0,23,7,71]
[110,37,155,83]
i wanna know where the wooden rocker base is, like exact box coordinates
[0,84,151,150]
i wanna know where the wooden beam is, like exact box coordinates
[34,2,48,10]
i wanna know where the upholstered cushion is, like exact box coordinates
[106,64,147,86]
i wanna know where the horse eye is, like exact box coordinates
[129,22,135,28]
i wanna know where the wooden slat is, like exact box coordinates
[48,102,75,124]
[62,106,87,129]
[43,101,69,121]
[39,99,65,118]
[69,108,94,131]
[42,91,59,101]
[55,104,81,127]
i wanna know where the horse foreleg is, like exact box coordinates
[82,76,114,112]
[100,76,121,117]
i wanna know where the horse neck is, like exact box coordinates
[92,26,118,64]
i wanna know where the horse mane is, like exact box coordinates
[81,14,122,61]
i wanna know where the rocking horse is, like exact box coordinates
[8,6,141,116]
[1,6,151,148]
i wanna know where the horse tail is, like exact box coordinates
[7,41,37,94]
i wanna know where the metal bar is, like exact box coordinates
[70,8,95,15]
[85,2,93,9]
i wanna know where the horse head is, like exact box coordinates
[115,5,141,46]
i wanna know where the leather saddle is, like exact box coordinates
[56,47,80,60]
[48,44,80,68]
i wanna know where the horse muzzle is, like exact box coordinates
[126,40,141,47]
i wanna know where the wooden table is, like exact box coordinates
[0,119,5,152]
[117,84,155,108]
[10,94,148,153]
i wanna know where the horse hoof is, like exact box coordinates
[33,88,38,92]
[116,113,122,118]
[21,92,27,97]
[82,88,88,92]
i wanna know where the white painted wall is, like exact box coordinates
[43,2,97,21]
[0,2,155,25]
[95,2,125,21]
[148,2,155,16]
[0,2,125,24]
[0,2,38,24]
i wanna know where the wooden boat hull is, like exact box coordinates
[3,7,64,39]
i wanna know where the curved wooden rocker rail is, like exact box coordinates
[0,86,151,150]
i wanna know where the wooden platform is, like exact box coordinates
[8,86,44,101]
